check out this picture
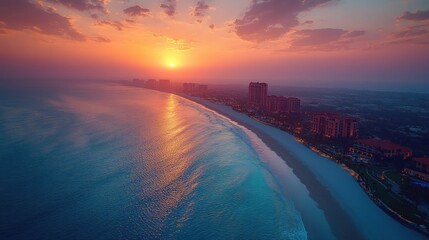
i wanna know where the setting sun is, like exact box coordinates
[169,63,175,68]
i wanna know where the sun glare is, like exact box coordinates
[169,63,175,68]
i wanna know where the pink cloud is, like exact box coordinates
[47,0,108,13]
[95,20,125,31]
[92,36,110,43]
[0,0,86,41]
[234,0,337,42]
[160,0,176,17]
[191,1,210,22]
[290,28,365,49]
[397,9,429,21]
[123,5,150,17]
[388,24,429,46]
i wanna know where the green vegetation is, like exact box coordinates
[348,163,425,225]
[385,170,405,185]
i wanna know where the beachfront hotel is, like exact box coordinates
[183,82,208,96]
[249,82,301,114]
[311,112,358,138]
[248,82,268,109]
[405,157,429,182]
[350,139,413,161]
[158,79,171,90]
[285,97,301,114]
[265,95,301,114]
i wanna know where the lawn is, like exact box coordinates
[385,170,405,185]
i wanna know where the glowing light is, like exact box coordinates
[169,63,175,68]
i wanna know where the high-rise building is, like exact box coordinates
[146,79,157,89]
[248,82,267,108]
[197,84,208,96]
[158,79,170,90]
[277,96,288,113]
[182,83,208,95]
[312,112,358,138]
[132,78,145,87]
[183,83,196,94]
[266,96,300,114]
[266,95,278,112]
[286,97,301,114]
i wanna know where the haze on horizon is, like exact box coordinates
[0,0,429,93]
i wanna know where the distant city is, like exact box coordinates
[128,78,429,234]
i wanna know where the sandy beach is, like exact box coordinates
[180,94,426,240]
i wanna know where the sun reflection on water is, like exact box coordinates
[139,94,201,228]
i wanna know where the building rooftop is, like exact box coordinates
[356,139,412,152]
[314,112,358,120]
[413,157,429,165]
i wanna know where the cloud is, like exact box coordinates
[0,0,86,41]
[160,0,176,17]
[209,24,215,29]
[46,0,108,13]
[123,5,150,17]
[95,20,125,31]
[397,9,429,21]
[290,28,365,49]
[234,0,336,42]
[344,30,365,38]
[301,20,314,25]
[386,37,429,45]
[387,24,429,46]
[192,1,210,19]
[166,37,193,51]
[292,28,345,46]
[92,36,110,42]
[153,34,193,51]
[392,29,429,38]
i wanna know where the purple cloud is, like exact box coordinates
[234,0,336,42]
[344,30,366,38]
[290,28,365,49]
[301,20,314,25]
[397,9,429,21]
[393,29,429,38]
[95,20,125,31]
[47,0,108,13]
[292,28,346,46]
[92,36,110,43]
[388,24,429,46]
[123,5,150,17]
[192,1,210,19]
[160,0,176,17]
[388,38,429,45]
[0,0,85,41]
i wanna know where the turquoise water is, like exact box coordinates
[0,82,308,239]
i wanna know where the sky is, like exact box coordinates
[0,0,429,92]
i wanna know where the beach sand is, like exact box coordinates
[181,94,426,240]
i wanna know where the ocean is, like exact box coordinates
[0,81,321,239]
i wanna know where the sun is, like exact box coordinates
[168,63,175,68]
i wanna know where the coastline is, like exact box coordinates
[175,93,427,240]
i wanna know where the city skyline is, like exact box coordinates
[1,0,429,92]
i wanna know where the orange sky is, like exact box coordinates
[1,0,429,91]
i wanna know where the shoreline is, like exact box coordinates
[174,93,426,240]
